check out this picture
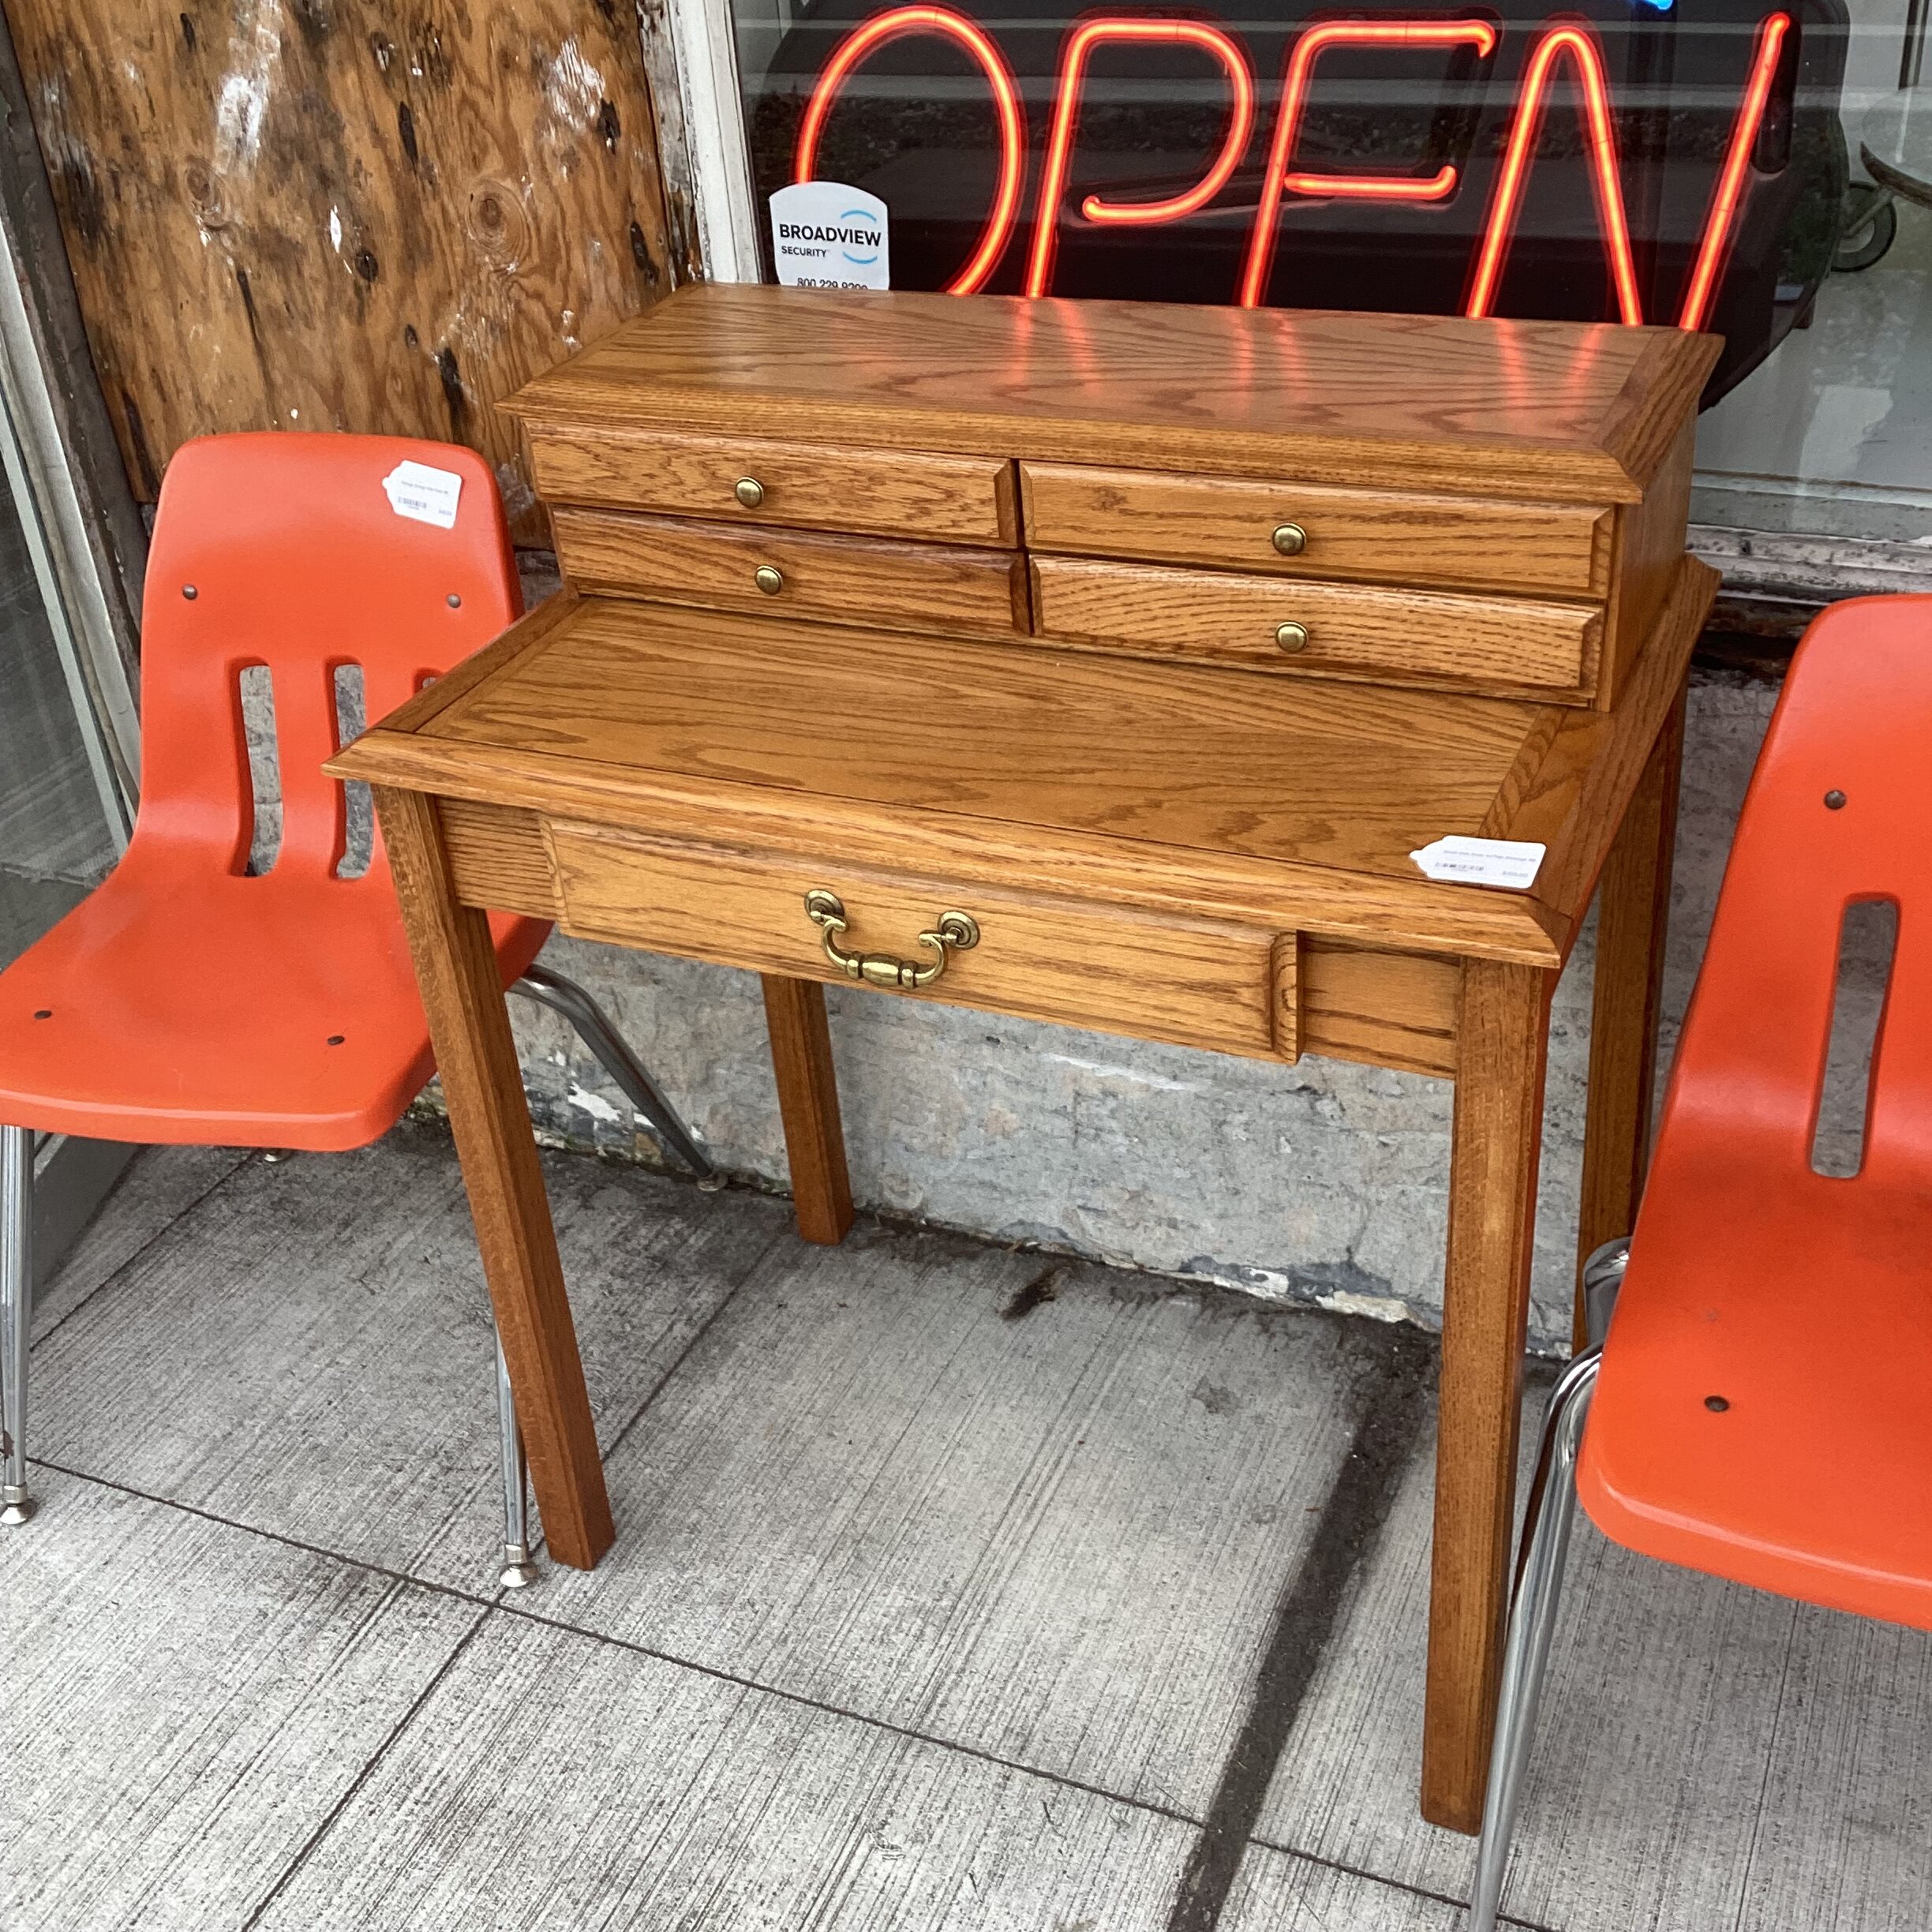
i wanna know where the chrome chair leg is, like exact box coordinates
[2,1125,36,1525]
[1580,1235,1630,1350]
[495,1326,539,1589]
[1466,1348,1601,1932]
[511,962,720,1187]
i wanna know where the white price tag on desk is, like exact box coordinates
[1410,836,1547,890]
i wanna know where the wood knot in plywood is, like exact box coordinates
[181,155,229,230]
[465,179,527,271]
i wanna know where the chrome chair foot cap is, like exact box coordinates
[1,1489,37,1526]
[695,1173,727,1194]
[498,1547,540,1589]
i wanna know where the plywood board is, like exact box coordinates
[6,2,677,539]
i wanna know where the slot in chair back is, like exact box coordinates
[133,433,519,879]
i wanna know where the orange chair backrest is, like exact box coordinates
[133,433,520,879]
[1652,594,1932,1195]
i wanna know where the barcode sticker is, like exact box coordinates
[1410,836,1547,891]
[382,460,463,530]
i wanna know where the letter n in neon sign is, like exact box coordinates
[1678,13,1793,331]
[795,6,1026,294]
[1026,19,1256,298]
[1465,24,1643,325]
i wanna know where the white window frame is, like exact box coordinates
[664,0,764,283]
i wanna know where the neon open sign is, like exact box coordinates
[751,1,1843,401]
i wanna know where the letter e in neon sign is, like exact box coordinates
[1241,20,1500,309]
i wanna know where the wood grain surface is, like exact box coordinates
[1502,555,1717,930]
[759,975,853,1245]
[329,601,1573,968]
[552,507,1030,639]
[406,601,1538,882]
[438,799,559,916]
[1030,556,1596,699]
[1425,957,1553,1833]
[505,285,1722,504]
[1020,463,1611,598]
[334,724,1567,967]
[1574,689,1686,1345]
[9,4,674,535]
[1598,417,1698,711]
[432,792,1458,1075]
[370,784,612,1569]
[545,822,1286,1061]
[530,425,1018,545]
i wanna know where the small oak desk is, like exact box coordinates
[331,287,1718,1833]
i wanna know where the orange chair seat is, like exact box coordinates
[0,857,545,1151]
[1581,1163,1932,1630]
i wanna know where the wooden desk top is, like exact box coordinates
[504,286,1719,505]
[335,556,1715,972]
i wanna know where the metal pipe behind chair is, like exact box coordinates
[511,964,720,1188]
[489,961,719,1588]
[495,1327,539,1589]
[2,1125,36,1525]
[1466,1237,1627,1930]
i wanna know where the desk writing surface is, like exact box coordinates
[504,286,1720,503]
[418,598,1542,883]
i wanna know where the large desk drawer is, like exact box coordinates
[552,507,1031,640]
[1031,555,1597,698]
[530,425,1019,546]
[543,822,1297,1061]
[1020,462,1612,598]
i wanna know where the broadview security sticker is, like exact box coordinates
[769,182,889,291]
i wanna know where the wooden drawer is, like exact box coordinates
[1031,555,1598,698]
[543,821,1297,1061]
[1020,462,1611,598]
[529,425,1019,546]
[553,507,1031,641]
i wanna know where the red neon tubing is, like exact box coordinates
[1678,13,1792,331]
[796,6,1026,294]
[1464,23,1644,325]
[1025,18,1256,298]
[1239,20,1497,309]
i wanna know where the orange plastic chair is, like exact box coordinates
[0,432,709,1579]
[1468,593,1932,1927]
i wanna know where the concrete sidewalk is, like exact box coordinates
[4,1124,1925,1930]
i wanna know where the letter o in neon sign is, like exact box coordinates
[793,6,1027,294]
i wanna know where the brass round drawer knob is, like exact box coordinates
[1275,621,1310,653]
[735,477,766,508]
[754,564,784,596]
[1271,522,1308,556]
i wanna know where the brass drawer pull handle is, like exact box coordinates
[735,477,766,508]
[804,889,979,988]
[754,564,784,595]
[1271,522,1307,556]
[1275,621,1310,653]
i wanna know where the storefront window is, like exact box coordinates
[728,0,1927,547]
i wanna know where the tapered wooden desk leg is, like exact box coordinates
[761,975,854,1245]
[373,787,614,1570]
[1423,957,1553,1834]
[1574,688,1687,1348]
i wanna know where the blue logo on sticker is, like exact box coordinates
[841,210,881,267]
